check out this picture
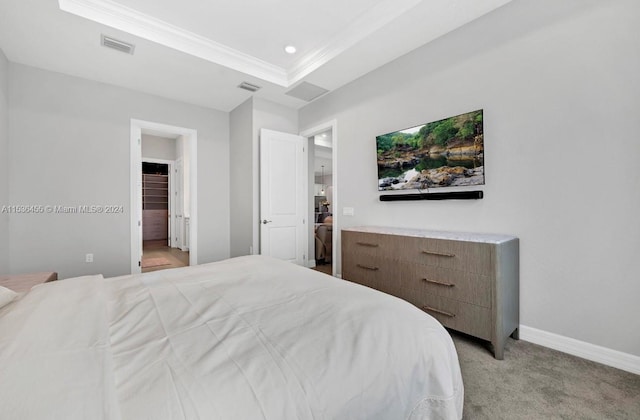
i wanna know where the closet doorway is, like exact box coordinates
[141,160,189,272]
[130,119,198,274]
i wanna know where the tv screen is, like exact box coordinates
[377,109,484,191]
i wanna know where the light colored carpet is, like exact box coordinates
[451,332,640,419]
[141,257,171,269]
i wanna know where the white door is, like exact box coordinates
[260,128,308,265]
[166,164,172,248]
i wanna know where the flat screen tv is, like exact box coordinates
[376,109,484,191]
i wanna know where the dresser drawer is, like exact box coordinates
[417,294,492,340]
[400,263,491,308]
[342,253,401,296]
[342,231,406,260]
[402,236,492,275]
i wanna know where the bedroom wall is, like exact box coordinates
[229,98,254,257]
[0,49,8,274]
[8,63,230,278]
[299,0,640,358]
[141,134,176,161]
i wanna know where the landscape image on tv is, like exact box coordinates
[377,109,484,191]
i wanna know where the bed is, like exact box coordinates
[0,255,463,419]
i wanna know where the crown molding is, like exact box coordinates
[58,0,289,86]
[57,0,516,92]
[287,0,422,86]
[59,0,425,89]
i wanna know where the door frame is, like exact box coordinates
[300,120,338,276]
[130,119,198,273]
[174,156,188,252]
[141,158,175,248]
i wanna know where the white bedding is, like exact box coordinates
[0,255,463,419]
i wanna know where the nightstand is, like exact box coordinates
[0,272,58,293]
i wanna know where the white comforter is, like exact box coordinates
[0,255,463,419]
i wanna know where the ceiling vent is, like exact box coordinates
[238,82,262,92]
[285,82,329,102]
[101,35,135,54]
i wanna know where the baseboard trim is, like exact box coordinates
[519,325,640,375]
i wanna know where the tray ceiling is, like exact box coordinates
[0,0,513,111]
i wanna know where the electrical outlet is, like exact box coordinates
[343,207,355,216]
[85,253,93,263]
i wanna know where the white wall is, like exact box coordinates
[229,98,253,257]
[142,134,176,161]
[299,0,640,357]
[0,49,8,274]
[8,63,230,278]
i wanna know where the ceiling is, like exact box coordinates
[0,0,512,112]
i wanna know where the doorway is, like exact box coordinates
[140,160,189,272]
[130,119,198,274]
[300,120,338,277]
[312,130,333,274]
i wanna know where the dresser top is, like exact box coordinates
[0,272,58,293]
[343,226,517,244]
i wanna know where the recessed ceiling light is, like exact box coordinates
[284,45,297,54]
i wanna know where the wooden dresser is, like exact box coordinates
[342,226,519,359]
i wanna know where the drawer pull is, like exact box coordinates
[422,306,456,318]
[421,250,455,258]
[422,278,455,287]
[356,242,379,248]
[356,264,379,271]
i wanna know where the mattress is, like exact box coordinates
[0,255,463,419]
